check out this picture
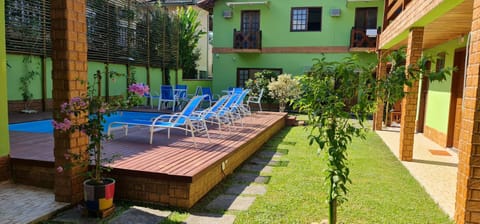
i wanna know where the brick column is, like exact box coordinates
[51,0,88,203]
[399,27,423,161]
[455,0,480,222]
[374,50,387,130]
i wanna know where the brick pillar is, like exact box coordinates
[51,0,88,203]
[398,27,423,161]
[374,50,387,130]
[455,0,480,222]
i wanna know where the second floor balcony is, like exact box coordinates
[233,29,262,53]
[350,27,378,50]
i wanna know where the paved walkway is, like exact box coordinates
[376,128,458,219]
[0,182,69,224]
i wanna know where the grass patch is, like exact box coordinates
[233,126,452,223]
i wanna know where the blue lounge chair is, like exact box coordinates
[107,95,208,147]
[201,87,218,106]
[158,85,176,112]
[193,95,230,132]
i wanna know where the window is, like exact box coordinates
[291,7,322,31]
[237,68,282,87]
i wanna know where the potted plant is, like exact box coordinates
[52,81,149,214]
[267,73,302,112]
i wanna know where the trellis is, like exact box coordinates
[5,0,180,69]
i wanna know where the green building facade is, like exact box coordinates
[206,0,384,93]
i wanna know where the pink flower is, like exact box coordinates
[52,118,72,131]
[56,166,64,173]
[128,83,150,96]
[60,102,69,113]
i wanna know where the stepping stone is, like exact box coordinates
[225,184,267,196]
[206,195,256,211]
[268,160,289,167]
[240,164,273,174]
[256,150,284,159]
[248,157,271,165]
[52,207,100,224]
[184,213,236,224]
[233,173,271,184]
[108,206,171,224]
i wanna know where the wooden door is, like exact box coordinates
[241,11,260,32]
[447,49,466,148]
[355,8,377,29]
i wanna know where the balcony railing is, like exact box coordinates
[384,0,412,29]
[233,29,262,51]
[350,27,378,49]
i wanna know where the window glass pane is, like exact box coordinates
[291,8,307,31]
[308,8,322,31]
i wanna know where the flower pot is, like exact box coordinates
[83,178,115,212]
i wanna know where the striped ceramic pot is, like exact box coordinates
[83,178,115,211]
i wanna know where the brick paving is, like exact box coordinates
[0,182,69,224]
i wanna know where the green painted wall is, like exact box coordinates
[211,0,383,94]
[1,0,10,156]
[422,37,467,134]
[213,0,384,48]
[6,54,43,101]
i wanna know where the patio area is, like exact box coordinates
[376,128,458,219]
[8,111,287,209]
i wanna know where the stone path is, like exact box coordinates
[47,147,289,224]
[0,182,69,224]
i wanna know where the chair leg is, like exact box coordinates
[258,102,262,111]
[150,127,154,144]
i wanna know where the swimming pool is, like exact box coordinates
[8,111,160,133]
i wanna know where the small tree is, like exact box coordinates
[19,56,40,113]
[244,70,278,104]
[268,74,302,112]
[294,56,377,224]
[176,6,206,79]
[378,48,453,126]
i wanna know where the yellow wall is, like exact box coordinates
[0,0,11,156]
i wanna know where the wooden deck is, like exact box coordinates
[9,112,287,208]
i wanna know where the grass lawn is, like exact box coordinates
[188,124,453,224]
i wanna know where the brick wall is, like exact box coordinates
[10,159,54,189]
[8,99,53,112]
[374,51,387,130]
[51,0,89,203]
[398,27,423,161]
[379,0,444,49]
[455,0,480,222]
[0,156,10,181]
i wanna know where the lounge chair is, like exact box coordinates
[246,88,264,112]
[193,95,230,132]
[107,95,208,147]
[201,87,218,106]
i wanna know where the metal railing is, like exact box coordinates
[233,29,262,50]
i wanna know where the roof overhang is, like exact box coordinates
[379,0,473,50]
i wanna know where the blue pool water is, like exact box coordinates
[8,111,160,134]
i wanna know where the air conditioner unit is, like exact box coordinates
[366,29,378,37]
[330,8,341,17]
[223,10,233,19]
